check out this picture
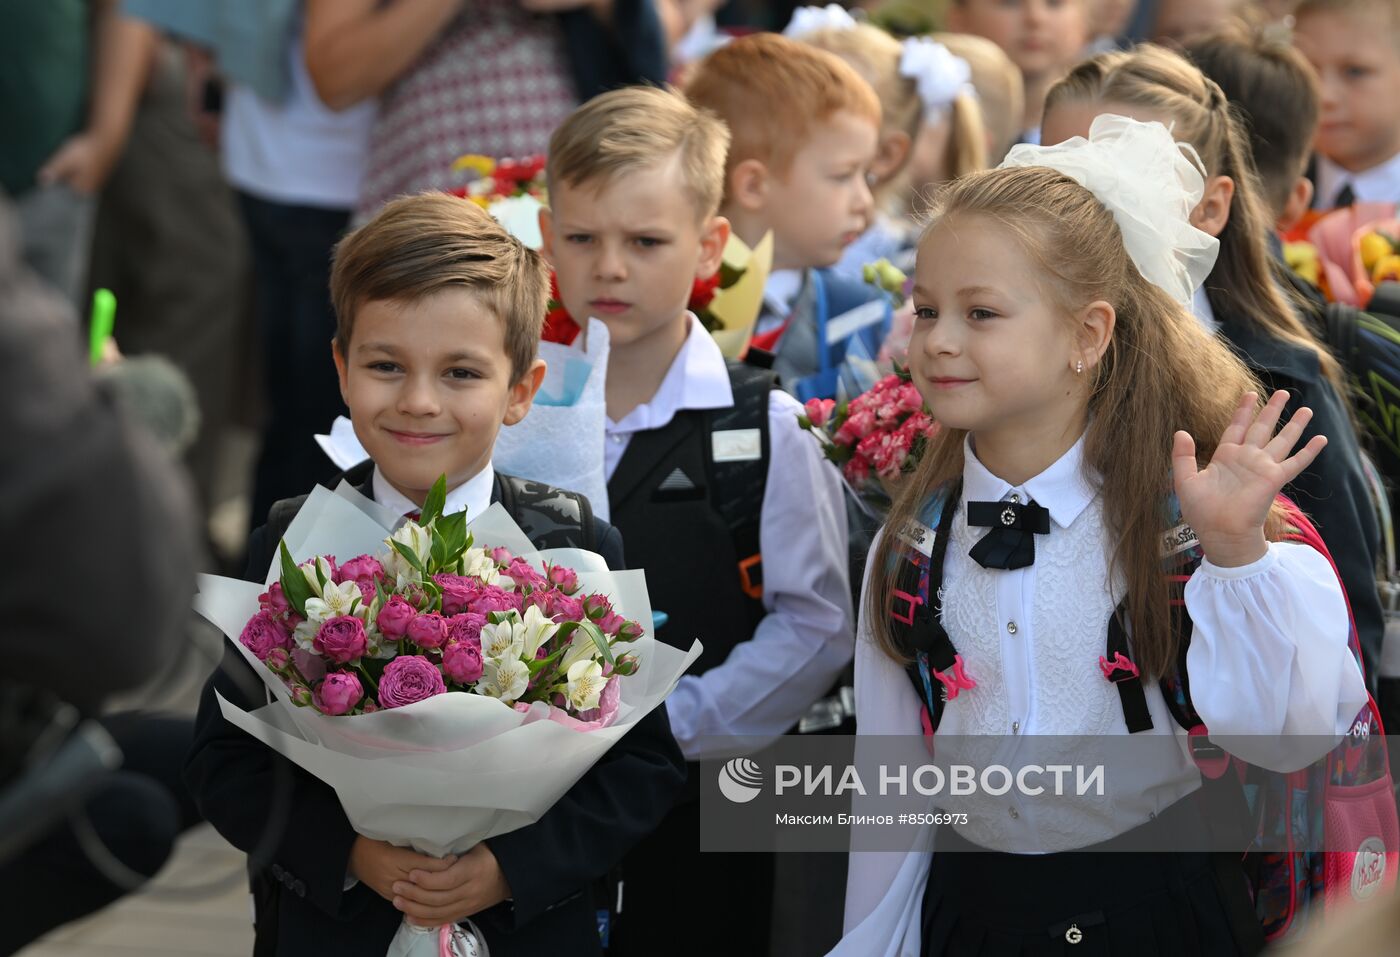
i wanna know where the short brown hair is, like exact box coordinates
[1187,19,1319,216]
[683,32,882,188]
[547,85,730,219]
[330,193,547,380]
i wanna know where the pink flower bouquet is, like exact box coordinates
[799,366,940,503]
[195,477,699,957]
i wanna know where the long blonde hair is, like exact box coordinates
[866,165,1286,679]
[1043,45,1346,395]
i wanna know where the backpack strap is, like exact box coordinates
[704,360,776,600]
[495,473,598,553]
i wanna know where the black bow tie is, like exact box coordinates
[967,498,1050,570]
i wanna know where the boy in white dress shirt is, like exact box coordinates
[540,85,854,956]
[1295,0,1400,207]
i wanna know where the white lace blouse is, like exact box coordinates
[831,435,1369,957]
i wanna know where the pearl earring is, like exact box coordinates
[1076,359,1084,375]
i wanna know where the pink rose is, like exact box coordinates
[240,611,292,662]
[615,620,644,641]
[490,546,513,564]
[264,647,291,673]
[597,611,627,636]
[376,595,416,639]
[314,672,364,715]
[551,594,585,622]
[846,408,877,440]
[471,586,523,616]
[897,383,925,414]
[804,397,836,428]
[377,655,447,709]
[406,612,448,650]
[336,554,385,601]
[446,612,486,645]
[434,574,481,616]
[546,563,580,595]
[505,557,545,589]
[361,698,380,714]
[313,615,368,664]
[289,682,314,707]
[442,639,485,685]
[259,583,293,620]
[583,594,613,621]
[843,456,871,488]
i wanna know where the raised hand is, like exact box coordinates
[1171,390,1327,568]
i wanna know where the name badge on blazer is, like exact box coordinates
[713,428,762,462]
[826,300,887,345]
[895,518,936,558]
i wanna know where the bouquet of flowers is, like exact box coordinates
[448,153,549,249]
[197,477,699,957]
[1281,201,1398,306]
[798,366,939,500]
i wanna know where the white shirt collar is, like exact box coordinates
[1191,284,1219,333]
[763,268,804,319]
[961,433,1098,529]
[1315,151,1400,208]
[372,461,496,521]
[606,313,732,435]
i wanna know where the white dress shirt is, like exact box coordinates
[1315,151,1400,209]
[371,462,495,521]
[833,435,1369,955]
[758,269,805,336]
[606,316,855,761]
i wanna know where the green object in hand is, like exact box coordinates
[89,288,116,366]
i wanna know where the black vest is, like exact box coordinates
[607,362,773,676]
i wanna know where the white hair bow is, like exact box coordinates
[899,37,974,120]
[998,114,1220,306]
[782,4,858,38]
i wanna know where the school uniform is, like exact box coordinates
[604,315,853,955]
[185,460,686,957]
[835,435,1368,956]
[1313,151,1400,209]
[756,266,893,403]
[1198,287,1386,690]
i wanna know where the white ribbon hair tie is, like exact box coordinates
[997,114,1220,306]
[899,37,975,120]
[782,4,858,38]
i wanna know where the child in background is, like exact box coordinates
[684,32,891,402]
[1293,0,1400,209]
[934,32,1027,165]
[1042,44,1386,689]
[946,0,1089,145]
[791,13,987,277]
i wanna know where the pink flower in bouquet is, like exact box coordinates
[264,647,291,673]
[378,655,447,708]
[240,611,292,662]
[406,612,448,650]
[597,611,628,636]
[575,671,621,725]
[435,573,481,616]
[552,593,585,622]
[376,594,416,639]
[361,698,379,714]
[314,672,364,715]
[336,554,385,601]
[289,682,314,707]
[804,397,836,427]
[505,557,546,589]
[897,383,924,414]
[259,583,294,620]
[615,619,644,641]
[844,455,871,487]
[446,611,486,646]
[583,593,613,621]
[472,585,523,616]
[313,615,368,664]
[546,563,580,595]
[834,408,877,447]
[442,639,485,685]
[490,546,513,564]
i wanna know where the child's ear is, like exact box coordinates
[332,338,350,406]
[871,130,913,185]
[1076,300,1116,374]
[696,215,731,280]
[538,207,555,265]
[1190,175,1235,238]
[729,158,770,212]
[503,358,548,427]
[1277,176,1314,232]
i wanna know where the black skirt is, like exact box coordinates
[920,793,1266,957]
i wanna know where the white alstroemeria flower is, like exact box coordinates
[292,618,318,652]
[519,605,558,659]
[479,658,530,703]
[384,521,431,581]
[304,579,361,624]
[299,558,333,598]
[565,660,607,712]
[462,547,501,586]
[480,618,525,662]
[559,626,603,673]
